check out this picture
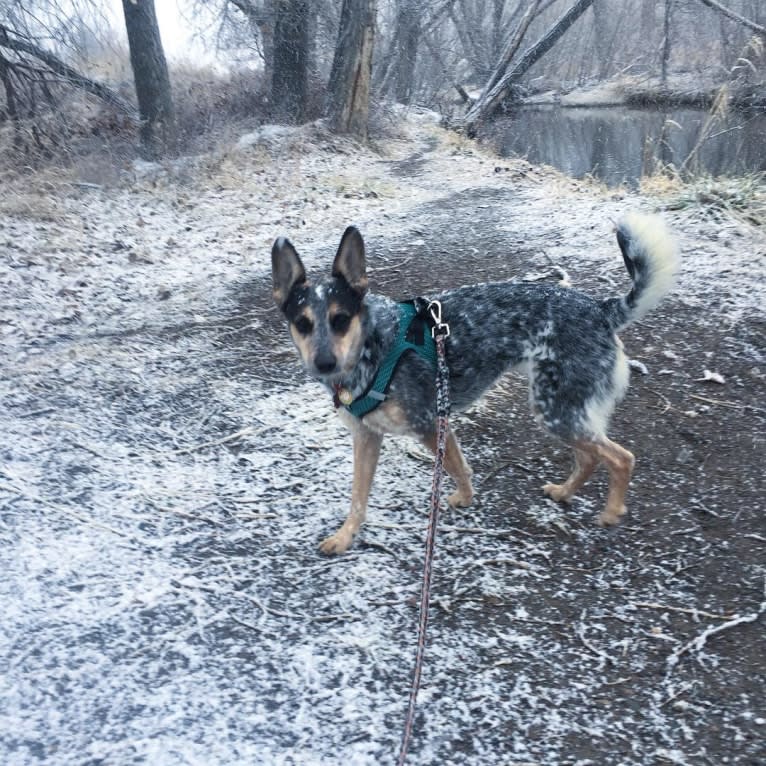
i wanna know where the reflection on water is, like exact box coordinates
[490,106,766,187]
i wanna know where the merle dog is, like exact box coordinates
[272,213,679,554]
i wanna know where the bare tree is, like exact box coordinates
[0,24,134,116]
[227,0,276,80]
[122,0,176,158]
[326,0,377,138]
[661,0,673,85]
[391,0,420,103]
[461,0,595,133]
[271,0,311,122]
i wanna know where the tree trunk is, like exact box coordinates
[460,0,595,135]
[661,0,673,86]
[121,0,176,158]
[484,0,541,94]
[392,0,420,103]
[0,51,19,131]
[271,0,310,122]
[326,0,377,139]
[229,0,277,83]
[450,2,489,81]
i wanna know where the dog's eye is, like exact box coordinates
[294,316,314,335]
[330,313,351,334]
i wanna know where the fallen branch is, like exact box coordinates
[666,585,766,672]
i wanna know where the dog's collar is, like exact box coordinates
[333,299,437,418]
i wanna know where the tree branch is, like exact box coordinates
[694,0,766,35]
[0,25,137,117]
[459,0,595,133]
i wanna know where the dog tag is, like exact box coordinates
[338,388,353,406]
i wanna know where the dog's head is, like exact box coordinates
[272,226,369,382]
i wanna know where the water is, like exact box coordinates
[490,105,766,187]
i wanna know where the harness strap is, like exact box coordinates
[344,300,437,419]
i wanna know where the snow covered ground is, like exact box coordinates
[1,117,764,764]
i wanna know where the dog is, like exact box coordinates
[271,213,679,554]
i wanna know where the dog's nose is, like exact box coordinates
[314,353,337,375]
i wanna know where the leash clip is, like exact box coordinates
[427,300,450,338]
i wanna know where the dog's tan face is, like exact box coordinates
[272,227,369,382]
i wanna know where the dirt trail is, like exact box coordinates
[1,119,764,765]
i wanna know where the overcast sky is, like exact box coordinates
[107,0,216,63]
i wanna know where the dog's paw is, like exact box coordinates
[319,529,353,556]
[448,489,473,508]
[542,483,572,503]
[597,504,626,527]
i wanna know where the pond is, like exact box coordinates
[488,105,766,187]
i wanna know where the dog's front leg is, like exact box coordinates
[319,423,383,555]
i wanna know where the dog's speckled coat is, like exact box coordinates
[272,214,679,554]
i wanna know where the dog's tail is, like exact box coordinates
[602,212,679,331]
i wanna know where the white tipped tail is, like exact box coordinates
[603,212,680,330]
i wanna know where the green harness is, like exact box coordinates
[340,300,437,419]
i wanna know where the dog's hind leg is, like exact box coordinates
[423,427,474,508]
[543,437,634,525]
[319,423,383,555]
[543,443,599,504]
[592,436,635,526]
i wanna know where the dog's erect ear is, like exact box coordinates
[272,236,306,310]
[332,226,368,296]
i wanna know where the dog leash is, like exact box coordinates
[397,300,451,766]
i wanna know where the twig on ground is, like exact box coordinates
[359,539,403,559]
[666,584,766,672]
[688,393,743,409]
[367,520,535,539]
[246,595,358,624]
[481,459,540,484]
[452,557,539,598]
[632,601,735,620]
[575,622,614,667]
[439,523,535,539]
[648,388,673,413]
[665,561,700,583]
[660,682,697,708]
[1,467,133,540]
[150,502,222,526]
[689,392,766,414]
[68,440,111,460]
[169,426,254,454]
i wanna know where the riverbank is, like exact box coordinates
[524,73,766,110]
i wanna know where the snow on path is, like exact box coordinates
[1,119,764,764]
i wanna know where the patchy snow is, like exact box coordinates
[1,117,764,764]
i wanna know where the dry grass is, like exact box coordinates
[642,169,766,226]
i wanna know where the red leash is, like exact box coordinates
[397,303,450,765]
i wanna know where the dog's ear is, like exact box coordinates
[332,226,368,296]
[272,236,306,310]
